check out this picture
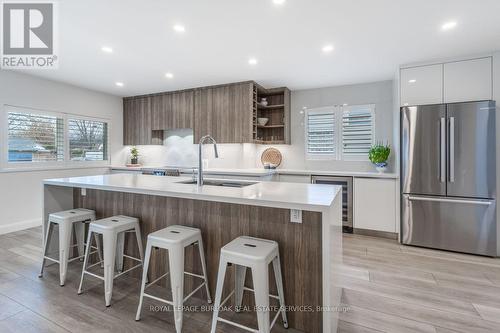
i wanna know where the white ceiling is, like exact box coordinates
[14,0,500,96]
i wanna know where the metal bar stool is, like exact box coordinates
[39,208,102,286]
[135,225,212,333]
[210,236,288,333]
[77,215,144,307]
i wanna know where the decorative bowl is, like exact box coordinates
[257,118,269,126]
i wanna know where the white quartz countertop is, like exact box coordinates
[278,168,398,179]
[109,166,396,179]
[44,174,340,211]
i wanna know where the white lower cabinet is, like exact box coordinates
[277,174,311,183]
[353,177,397,233]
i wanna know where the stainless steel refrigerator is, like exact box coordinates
[401,101,497,256]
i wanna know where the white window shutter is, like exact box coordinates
[342,104,375,159]
[306,107,337,158]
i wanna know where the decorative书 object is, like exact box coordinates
[368,143,391,173]
[130,146,139,164]
[260,97,268,106]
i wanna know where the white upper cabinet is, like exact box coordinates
[444,57,492,103]
[400,64,443,106]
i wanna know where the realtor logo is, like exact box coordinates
[1,1,58,68]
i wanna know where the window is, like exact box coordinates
[2,105,109,168]
[7,110,64,163]
[306,107,338,159]
[68,118,108,161]
[305,104,375,160]
[342,104,375,160]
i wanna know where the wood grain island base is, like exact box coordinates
[43,174,342,332]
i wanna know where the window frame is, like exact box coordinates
[304,104,376,161]
[1,104,111,171]
[66,115,110,167]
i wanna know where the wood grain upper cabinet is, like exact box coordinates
[193,82,254,143]
[123,97,154,145]
[151,90,194,130]
[400,64,443,106]
[444,57,492,103]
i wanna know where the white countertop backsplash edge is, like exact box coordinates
[109,166,398,179]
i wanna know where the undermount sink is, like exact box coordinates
[176,179,257,188]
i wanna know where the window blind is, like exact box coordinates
[7,112,64,162]
[306,110,336,156]
[68,119,108,161]
[342,105,374,157]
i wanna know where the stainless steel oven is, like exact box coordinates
[311,176,353,233]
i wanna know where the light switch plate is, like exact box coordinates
[81,188,86,196]
[290,209,302,223]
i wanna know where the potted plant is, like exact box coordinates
[368,143,391,173]
[130,146,139,165]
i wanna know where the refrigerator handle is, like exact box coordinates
[449,117,455,183]
[440,117,446,183]
[407,196,492,206]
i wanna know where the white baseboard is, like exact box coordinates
[0,218,42,235]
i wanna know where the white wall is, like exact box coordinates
[257,80,395,172]
[121,80,395,173]
[0,71,123,234]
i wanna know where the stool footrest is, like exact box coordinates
[183,281,207,303]
[143,293,173,306]
[86,260,104,270]
[114,263,142,279]
[83,271,105,281]
[217,317,259,333]
[243,286,280,300]
[122,254,142,262]
[145,272,170,290]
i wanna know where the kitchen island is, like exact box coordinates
[42,174,342,333]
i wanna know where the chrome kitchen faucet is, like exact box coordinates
[198,135,219,186]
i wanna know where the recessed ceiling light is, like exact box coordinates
[173,24,185,33]
[408,79,417,83]
[441,21,457,31]
[115,82,124,87]
[248,58,258,65]
[273,0,286,5]
[165,72,174,79]
[322,44,334,53]
[101,46,113,53]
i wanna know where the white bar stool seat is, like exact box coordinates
[136,225,212,333]
[39,208,102,286]
[78,215,144,307]
[211,236,288,333]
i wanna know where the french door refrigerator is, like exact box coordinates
[401,101,497,256]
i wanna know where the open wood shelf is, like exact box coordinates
[254,139,286,145]
[257,124,284,128]
[257,103,285,110]
[253,85,290,144]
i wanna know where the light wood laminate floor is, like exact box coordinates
[1,227,500,332]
